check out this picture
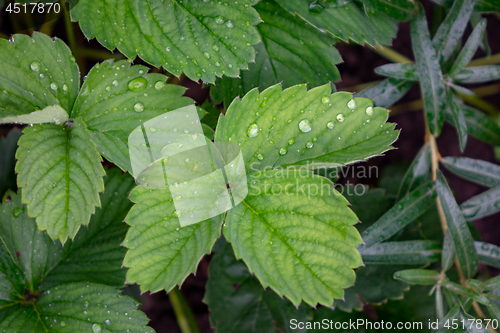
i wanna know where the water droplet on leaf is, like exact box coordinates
[247,123,259,137]
[298,119,312,133]
[128,77,147,91]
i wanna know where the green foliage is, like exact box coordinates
[70,0,261,83]
[1,0,500,331]
[0,172,153,332]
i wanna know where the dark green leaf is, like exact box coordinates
[432,0,476,63]
[70,0,261,83]
[397,143,432,200]
[436,170,478,279]
[393,269,441,285]
[361,181,436,247]
[411,3,446,136]
[0,129,22,197]
[341,186,394,229]
[361,0,417,21]
[211,0,342,107]
[335,264,410,311]
[452,65,500,83]
[474,0,500,12]
[442,230,456,271]
[448,93,468,152]
[205,239,312,333]
[354,78,414,108]
[274,0,398,46]
[358,240,441,264]
[475,242,500,269]
[374,63,419,81]
[445,104,500,146]
[0,175,153,332]
[441,156,500,188]
[449,19,487,76]
[72,59,193,173]
[0,33,79,118]
[461,185,500,221]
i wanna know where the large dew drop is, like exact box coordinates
[92,323,102,333]
[298,119,312,133]
[365,106,374,116]
[50,83,58,91]
[128,77,147,91]
[155,81,165,90]
[247,123,259,137]
[327,121,334,129]
[257,153,264,160]
[336,114,345,122]
[347,99,356,110]
[30,61,40,72]
[215,16,224,24]
[306,142,314,149]
[134,103,145,113]
[279,147,287,156]
[321,96,330,104]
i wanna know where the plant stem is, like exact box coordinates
[469,53,500,66]
[62,2,84,74]
[77,48,125,60]
[168,288,200,333]
[371,44,413,64]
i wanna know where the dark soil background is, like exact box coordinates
[0,1,499,332]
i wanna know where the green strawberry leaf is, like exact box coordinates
[72,59,192,173]
[215,83,399,171]
[205,238,312,333]
[70,0,261,83]
[0,129,22,198]
[16,117,105,242]
[211,0,342,107]
[223,168,363,307]
[0,105,69,125]
[0,173,153,332]
[0,32,79,118]
[274,0,398,46]
[122,186,223,293]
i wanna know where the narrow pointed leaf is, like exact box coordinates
[205,239,312,333]
[485,276,500,291]
[474,0,500,12]
[16,117,105,242]
[274,0,398,46]
[441,156,500,188]
[445,104,500,146]
[358,240,441,264]
[452,65,500,83]
[215,84,399,171]
[0,105,69,125]
[436,170,478,279]
[475,241,500,268]
[361,181,436,248]
[71,59,193,173]
[432,0,476,63]
[442,230,456,272]
[461,185,500,221]
[397,143,431,200]
[393,269,441,285]
[224,169,363,307]
[448,94,468,152]
[122,186,223,293]
[411,3,446,136]
[0,129,22,197]
[361,0,417,21]
[0,187,153,332]
[470,13,491,56]
[354,78,414,108]
[0,33,79,118]
[374,63,419,81]
[211,0,342,107]
[449,19,487,77]
[444,281,490,305]
[70,0,261,83]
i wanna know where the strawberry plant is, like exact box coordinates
[0,0,500,332]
